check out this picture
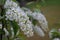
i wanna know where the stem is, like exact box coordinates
[0,5,6,40]
[1,5,4,40]
[0,5,3,40]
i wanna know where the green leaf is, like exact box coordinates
[10,20,19,36]
[26,2,41,10]
[2,36,8,40]
[0,0,6,5]
[52,31,60,38]
[18,32,26,40]
[0,29,5,34]
[28,15,38,25]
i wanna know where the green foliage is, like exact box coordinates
[10,20,19,36]
[45,0,60,5]
[51,29,60,39]
[0,0,6,5]
[26,1,41,10]
[28,15,38,25]
[0,29,5,34]
[18,32,26,40]
[32,19,38,25]
[52,31,60,38]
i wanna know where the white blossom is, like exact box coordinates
[53,38,60,40]
[23,7,48,32]
[4,0,48,37]
[4,0,18,8]
[31,12,48,32]
[11,27,14,38]
[19,20,34,37]
[22,7,32,16]
[33,25,45,37]
[3,28,9,36]
[0,24,2,29]
[4,0,34,37]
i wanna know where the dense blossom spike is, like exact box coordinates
[4,0,34,37]
[23,7,48,32]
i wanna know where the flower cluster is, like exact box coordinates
[3,0,48,38]
[23,7,48,32]
[31,12,48,32]
[22,7,49,37]
[4,0,34,37]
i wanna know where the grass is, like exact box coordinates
[41,6,60,29]
[46,0,60,5]
[40,0,60,29]
[26,0,60,10]
[40,0,60,6]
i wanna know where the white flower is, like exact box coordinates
[33,25,45,37]
[32,12,48,32]
[5,9,15,20]
[22,7,32,16]
[4,0,18,8]
[3,28,9,36]
[53,38,60,40]
[0,24,2,29]
[4,0,34,37]
[19,20,34,37]
[11,27,14,38]
[23,7,48,32]
[4,0,48,37]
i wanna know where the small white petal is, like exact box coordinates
[0,24,2,29]
[3,28,9,36]
[11,27,14,38]
[33,25,45,37]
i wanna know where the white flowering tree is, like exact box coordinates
[0,0,48,40]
